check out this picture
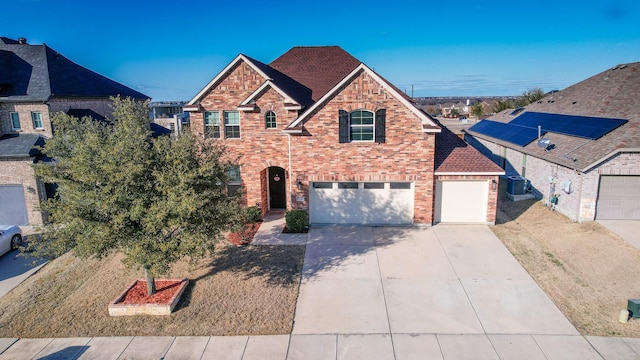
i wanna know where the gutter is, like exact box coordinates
[581,147,640,173]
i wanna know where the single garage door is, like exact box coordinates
[434,180,488,223]
[309,182,414,224]
[596,176,640,220]
[0,185,29,225]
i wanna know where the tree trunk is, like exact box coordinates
[144,266,156,295]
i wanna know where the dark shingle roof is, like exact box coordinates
[243,55,313,108]
[466,62,640,171]
[0,134,43,158]
[434,119,504,173]
[269,46,362,102]
[0,38,148,101]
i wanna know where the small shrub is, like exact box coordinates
[245,206,262,223]
[285,210,309,233]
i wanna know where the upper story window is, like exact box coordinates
[31,112,43,129]
[265,111,277,129]
[204,111,220,139]
[339,109,386,144]
[349,110,374,141]
[10,112,20,130]
[224,111,240,139]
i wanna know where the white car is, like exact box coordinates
[0,225,22,256]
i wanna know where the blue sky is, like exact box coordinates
[6,0,640,100]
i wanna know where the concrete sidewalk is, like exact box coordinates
[1,221,639,359]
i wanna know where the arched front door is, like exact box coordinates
[268,166,286,209]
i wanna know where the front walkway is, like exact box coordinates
[1,214,639,359]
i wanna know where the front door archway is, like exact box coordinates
[268,166,286,209]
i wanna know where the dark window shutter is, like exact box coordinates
[375,109,386,143]
[339,110,349,143]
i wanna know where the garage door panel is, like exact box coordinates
[435,180,488,223]
[597,176,640,220]
[0,185,29,225]
[310,183,413,225]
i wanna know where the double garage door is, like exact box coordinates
[309,182,414,225]
[596,176,640,220]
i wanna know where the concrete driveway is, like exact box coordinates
[0,246,47,298]
[290,224,603,359]
[598,220,640,249]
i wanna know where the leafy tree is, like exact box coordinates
[32,97,241,295]
[449,108,460,117]
[492,99,512,113]
[471,103,484,119]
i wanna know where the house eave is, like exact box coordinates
[187,54,272,106]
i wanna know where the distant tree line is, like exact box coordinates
[491,88,545,113]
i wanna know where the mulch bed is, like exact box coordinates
[227,222,262,246]
[118,280,184,305]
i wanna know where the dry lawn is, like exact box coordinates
[492,184,640,337]
[0,244,304,337]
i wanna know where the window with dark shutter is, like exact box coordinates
[375,109,386,143]
[339,110,349,143]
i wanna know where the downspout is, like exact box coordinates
[576,171,584,222]
[288,133,293,209]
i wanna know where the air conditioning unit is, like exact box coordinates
[628,299,640,318]
[507,176,526,195]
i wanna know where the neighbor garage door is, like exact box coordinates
[596,176,640,220]
[0,185,29,225]
[434,180,488,223]
[309,182,414,225]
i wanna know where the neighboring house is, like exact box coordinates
[149,101,189,135]
[441,101,470,118]
[185,46,503,225]
[465,62,640,222]
[0,37,149,225]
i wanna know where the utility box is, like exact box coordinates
[507,176,526,195]
[628,299,640,318]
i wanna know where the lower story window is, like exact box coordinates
[227,165,241,196]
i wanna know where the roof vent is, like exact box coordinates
[620,64,628,69]
[17,37,27,44]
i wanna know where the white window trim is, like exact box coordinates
[31,112,43,130]
[349,109,375,142]
[10,112,21,130]
[204,111,221,139]
[224,111,241,139]
[265,110,277,129]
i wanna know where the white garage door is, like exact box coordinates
[309,182,414,225]
[434,180,488,223]
[596,176,640,220]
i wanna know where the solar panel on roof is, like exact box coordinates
[510,112,627,140]
[468,120,541,147]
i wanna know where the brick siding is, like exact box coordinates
[190,63,436,224]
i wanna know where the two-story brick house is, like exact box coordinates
[0,37,149,225]
[185,46,503,225]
